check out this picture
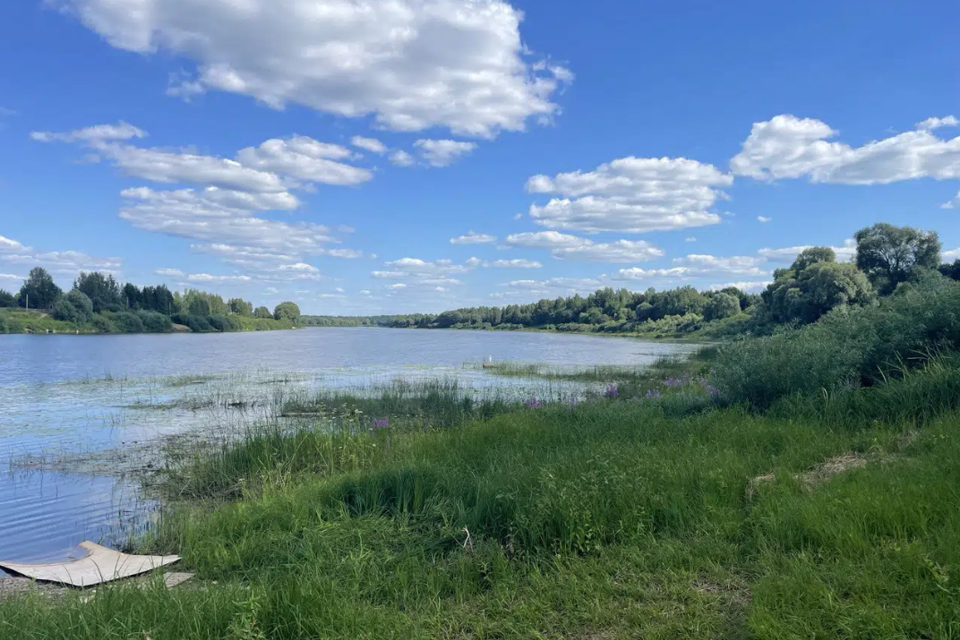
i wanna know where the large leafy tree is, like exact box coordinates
[0,289,16,308]
[52,289,94,324]
[854,223,942,294]
[274,301,301,324]
[763,247,873,324]
[228,298,254,316]
[254,306,273,319]
[703,293,741,321]
[75,271,122,313]
[18,267,62,310]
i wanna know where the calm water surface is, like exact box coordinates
[0,328,694,567]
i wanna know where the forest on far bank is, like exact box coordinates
[303,223,960,339]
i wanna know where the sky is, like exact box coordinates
[2,0,960,315]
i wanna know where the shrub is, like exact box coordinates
[207,314,241,332]
[91,315,116,333]
[111,311,145,333]
[274,301,301,324]
[137,310,173,333]
[52,289,95,324]
[51,299,79,323]
[712,274,960,407]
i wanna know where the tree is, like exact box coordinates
[0,289,16,308]
[187,296,211,316]
[792,246,836,272]
[123,283,142,309]
[763,252,873,324]
[655,286,707,318]
[940,259,960,281]
[228,298,254,316]
[141,285,175,314]
[18,267,62,310]
[704,293,741,321]
[254,306,273,319]
[75,271,122,313]
[274,301,301,324]
[52,289,94,324]
[854,223,942,294]
[795,262,874,322]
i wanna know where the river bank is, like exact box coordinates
[0,308,297,335]
[2,346,959,638]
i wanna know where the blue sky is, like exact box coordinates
[2,0,959,314]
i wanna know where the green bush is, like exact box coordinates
[137,310,173,333]
[52,289,94,324]
[51,299,79,323]
[111,311,145,333]
[91,315,116,333]
[712,274,960,407]
[207,314,241,332]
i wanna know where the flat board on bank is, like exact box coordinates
[0,541,179,587]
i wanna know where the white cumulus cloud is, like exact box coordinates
[450,231,497,245]
[505,231,663,263]
[350,136,387,154]
[59,0,570,138]
[389,150,415,167]
[524,157,730,233]
[489,259,542,269]
[731,114,960,185]
[414,139,477,167]
[236,136,371,186]
[31,121,146,144]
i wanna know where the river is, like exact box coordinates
[0,328,695,567]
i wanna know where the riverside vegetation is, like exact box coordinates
[306,223,958,342]
[2,263,960,638]
[0,270,302,334]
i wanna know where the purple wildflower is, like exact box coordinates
[705,385,720,397]
[645,389,663,399]
[373,418,390,429]
[525,398,544,408]
[604,383,620,399]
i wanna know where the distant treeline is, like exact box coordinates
[306,223,960,338]
[0,268,302,335]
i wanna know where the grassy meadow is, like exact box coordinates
[3,277,960,639]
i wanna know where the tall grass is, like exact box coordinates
[712,275,960,407]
